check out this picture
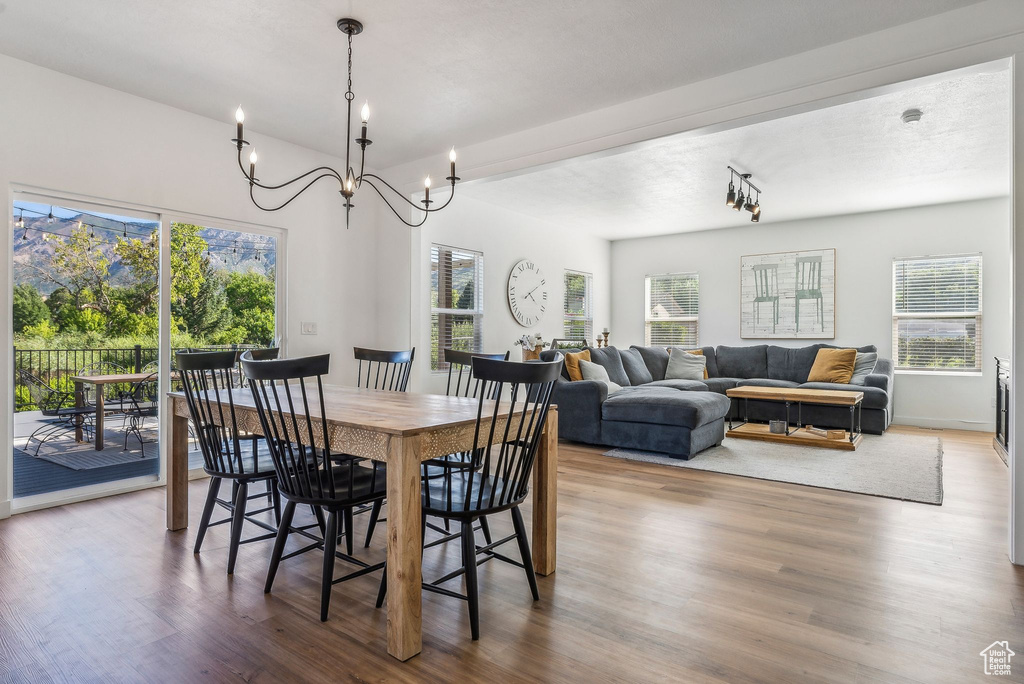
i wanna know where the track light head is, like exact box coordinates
[726,181,736,207]
[751,204,761,223]
[744,196,756,212]
[733,188,744,211]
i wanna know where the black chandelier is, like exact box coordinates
[231,18,459,228]
[725,166,761,223]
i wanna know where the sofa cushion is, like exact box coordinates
[647,379,711,392]
[715,345,767,379]
[619,347,653,385]
[587,347,631,386]
[849,351,878,385]
[665,350,706,380]
[668,347,709,379]
[697,346,719,378]
[821,343,877,354]
[766,345,822,383]
[736,378,801,389]
[602,387,731,428]
[631,345,669,381]
[702,377,742,394]
[807,348,857,383]
[540,348,579,379]
[579,359,622,394]
[797,382,889,410]
[563,349,591,382]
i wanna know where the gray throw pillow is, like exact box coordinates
[619,347,654,385]
[849,351,878,385]
[665,350,706,381]
[579,359,622,393]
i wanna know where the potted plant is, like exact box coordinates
[514,333,549,361]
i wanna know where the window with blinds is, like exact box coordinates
[892,254,982,371]
[645,272,699,347]
[563,270,593,343]
[430,244,483,371]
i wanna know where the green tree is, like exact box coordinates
[224,270,276,345]
[115,222,208,312]
[174,263,232,338]
[35,225,111,314]
[12,283,50,332]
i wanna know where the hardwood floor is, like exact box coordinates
[0,426,1021,683]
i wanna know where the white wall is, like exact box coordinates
[0,54,382,512]
[610,198,1010,430]
[393,194,611,394]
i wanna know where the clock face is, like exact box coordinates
[507,259,548,327]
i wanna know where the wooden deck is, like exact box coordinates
[0,426,1020,682]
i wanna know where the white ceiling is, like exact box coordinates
[0,0,983,169]
[461,68,1011,240]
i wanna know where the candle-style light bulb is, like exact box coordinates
[235,106,245,123]
[448,147,457,182]
[249,149,258,165]
[248,149,257,181]
[235,105,245,147]
[360,101,370,124]
[449,147,457,163]
[424,175,432,189]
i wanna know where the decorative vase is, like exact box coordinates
[522,345,543,362]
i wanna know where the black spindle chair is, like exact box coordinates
[177,350,285,573]
[376,354,562,640]
[242,352,388,622]
[353,347,415,549]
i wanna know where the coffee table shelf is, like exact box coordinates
[724,385,865,451]
[726,422,861,451]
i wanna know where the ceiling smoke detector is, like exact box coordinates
[901,108,924,125]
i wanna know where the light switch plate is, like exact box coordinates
[301,321,318,335]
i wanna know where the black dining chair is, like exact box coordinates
[177,350,287,573]
[352,347,415,549]
[242,352,388,622]
[376,354,562,640]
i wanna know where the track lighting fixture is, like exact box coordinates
[725,166,762,222]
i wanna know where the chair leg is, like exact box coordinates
[321,510,339,622]
[271,480,282,525]
[511,506,540,601]
[313,505,327,537]
[461,520,480,640]
[375,565,387,608]
[479,516,493,545]
[364,499,382,548]
[194,476,222,554]
[343,508,354,556]
[226,480,248,575]
[265,500,296,593]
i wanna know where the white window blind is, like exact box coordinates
[645,272,699,347]
[430,244,483,371]
[892,254,982,371]
[563,270,593,343]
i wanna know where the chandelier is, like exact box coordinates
[725,166,761,223]
[231,18,459,228]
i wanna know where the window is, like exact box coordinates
[892,254,982,372]
[430,244,483,370]
[645,272,699,346]
[563,270,593,343]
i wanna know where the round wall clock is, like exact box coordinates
[507,259,548,327]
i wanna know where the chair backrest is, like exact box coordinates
[242,352,383,504]
[354,347,415,392]
[16,369,61,415]
[442,349,509,398]
[78,362,127,402]
[796,256,822,291]
[176,350,252,476]
[752,263,778,298]
[231,347,279,387]
[423,355,562,514]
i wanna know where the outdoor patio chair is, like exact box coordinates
[17,369,94,457]
[120,372,159,452]
[77,361,127,410]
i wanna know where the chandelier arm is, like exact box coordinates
[359,177,429,228]
[249,173,343,212]
[237,147,343,190]
[358,172,457,213]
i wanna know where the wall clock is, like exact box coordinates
[507,259,548,327]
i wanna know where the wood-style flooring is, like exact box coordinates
[0,426,1021,683]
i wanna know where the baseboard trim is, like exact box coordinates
[0,499,10,520]
[893,416,994,432]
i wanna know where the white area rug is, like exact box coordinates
[605,432,943,504]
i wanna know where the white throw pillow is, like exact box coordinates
[848,351,878,385]
[579,359,622,393]
[665,349,706,381]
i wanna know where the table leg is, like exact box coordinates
[167,405,189,531]
[94,389,105,451]
[75,381,84,442]
[386,434,423,661]
[532,406,558,576]
[849,406,856,444]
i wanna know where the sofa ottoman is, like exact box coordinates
[600,387,731,459]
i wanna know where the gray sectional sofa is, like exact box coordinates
[540,343,894,459]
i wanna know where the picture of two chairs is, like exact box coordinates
[740,248,836,339]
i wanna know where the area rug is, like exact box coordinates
[605,432,943,504]
[27,428,159,470]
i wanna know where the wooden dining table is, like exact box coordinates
[73,371,158,450]
[166,385,558,661]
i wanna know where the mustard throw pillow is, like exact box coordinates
[807,348,857,384]
[564,349,591,382]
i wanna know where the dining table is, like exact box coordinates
[165,385,558,661]
[73,371,158,450]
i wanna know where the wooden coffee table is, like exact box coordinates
[725,385,864,451]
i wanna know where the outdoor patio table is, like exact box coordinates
[165,385,559,661]
[72,372,158,450]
